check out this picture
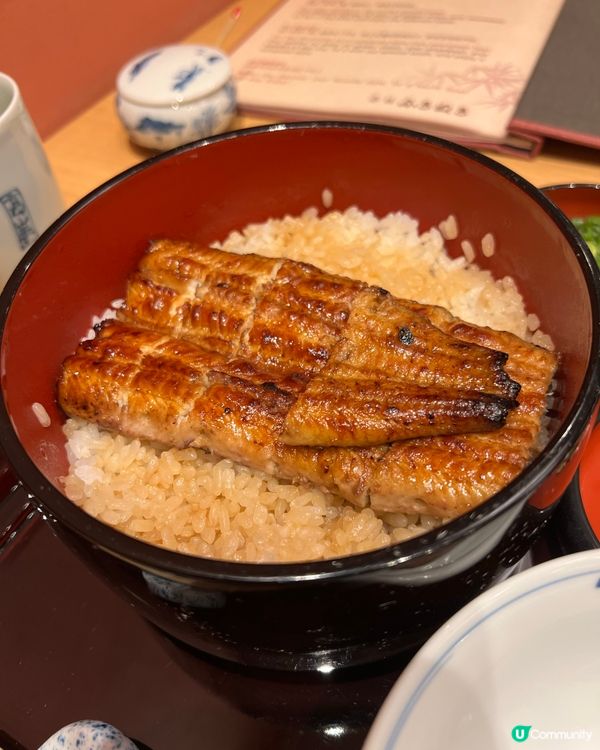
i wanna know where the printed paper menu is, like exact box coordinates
[231,0,565,147]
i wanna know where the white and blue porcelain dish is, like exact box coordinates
[116,44,236,150]
[38,721,137,750]
[363,549,600,749]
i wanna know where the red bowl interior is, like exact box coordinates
[543,184,600,219]
[0,125,597,503]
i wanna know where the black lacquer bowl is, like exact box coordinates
[1,123,599,671]
[543,183,600,556]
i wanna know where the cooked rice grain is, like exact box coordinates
[62,419,403,562]
[438,213,458,240]
[481,232,495,257]
[32,402,51,427]
[62,206,551,562]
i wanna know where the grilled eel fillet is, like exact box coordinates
[119,240,521,445]
[58,318,556,519]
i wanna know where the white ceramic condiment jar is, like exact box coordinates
[116,44,236,151]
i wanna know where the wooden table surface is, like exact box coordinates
[44,0,600,209]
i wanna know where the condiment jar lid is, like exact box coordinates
[116,44,232,107]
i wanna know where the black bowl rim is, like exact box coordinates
[1,120,600,584]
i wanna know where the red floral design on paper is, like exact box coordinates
[410,63,525,111]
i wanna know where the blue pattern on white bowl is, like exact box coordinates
[135,117,184,135]
[191,106,219,139]
[222,81,237,114]
[172,65,203,92]
[129,51,162,80]
[38,720,138,750]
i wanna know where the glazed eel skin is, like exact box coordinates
[120,241,521,445]
[58,241,558,519]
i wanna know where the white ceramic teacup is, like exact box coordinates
[0,72,63,289]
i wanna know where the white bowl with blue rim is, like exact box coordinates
[116,44,236,151]
[363,549,600,749]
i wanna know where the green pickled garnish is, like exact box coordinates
[572,216,600,264]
